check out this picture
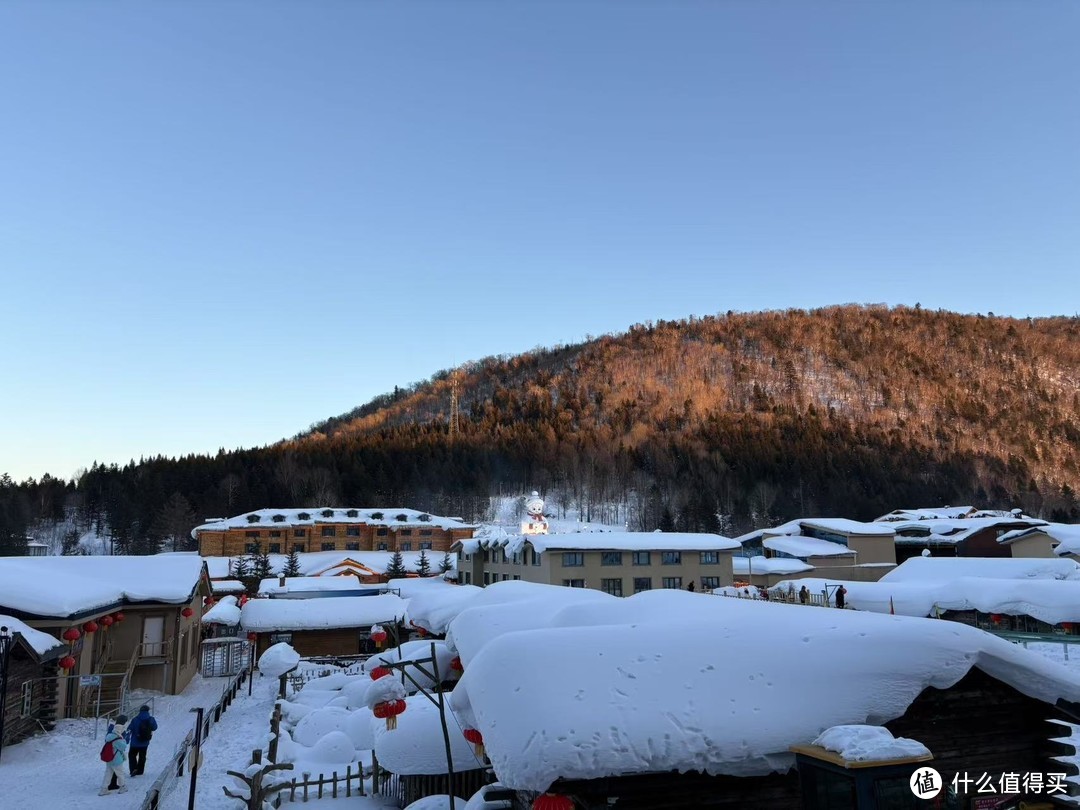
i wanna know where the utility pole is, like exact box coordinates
[188,707,204,810]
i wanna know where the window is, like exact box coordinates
[562,579,586,588]
[270,531,282,538]
[21,682,32,718]
[269,543,281,554]
[562,552,584,567]
[346,509,359,518]
[513,574,521,581]
[701,576,721,590]
[245,543,258,554]
[420,529,432,536]
[400,542,412,551]
[512,552,521,565]
[377,542,388,551]
[700,551,720,565]
[633,577,652,593]
[532,549,541,566]
[464,553,471,561]
[601,578,623,596]
[297,512,311,521]
[462,572,471,585]
[270,632,293,644]
[502,573,510,581]
[400,529,413,537]
[662,577,683,589]
[345,542,360,551]
[483,572,491,585]
[420,542,432,550]
[601,552,623,566]
[245,531,259,539]
[321,542,335,551]
[376,528,388,537]
[292,543,306,553]
[632,551,651,566]
[346,527,361,537]
[321,526,335,537]
[294,528,307,538]
[661,551,681,565]
[502,550,509,564]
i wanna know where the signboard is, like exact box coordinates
[79,675,101,688]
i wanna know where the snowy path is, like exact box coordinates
[0,675,234,810]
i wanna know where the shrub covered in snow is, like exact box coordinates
[258,642,300,677]
[293,706,353,747]
[309,730,357,764]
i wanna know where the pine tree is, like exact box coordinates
[385,550,407,580]
[251,543,273,582]
[231,555,250,581]
[438,552,454,574]
[283,547,301,578]
[415,549,431,577]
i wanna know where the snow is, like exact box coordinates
[448,590,1080,792]
[460,529,738,556]
[258,642,301,677]
[407,585,485,635]
[374,639,457,690]
[258,576,379,595]
[203,550,453,580]
[373,694,485,775]
[293,706,354,746]
[735,517,895,545]
[0,555,205,617]
[404,797,468,810]
[762,535,854,559]
[0,614,65,656]
[365,675,407,708]
[192,507,476,537]
[998,523,1080,556]
[241,594,408,631]
[210,579,246,594]
[811,725,931,762]
[201,595,241,625]
[386,576,461,599]
[309,730,357,764]
[891,516,1047,544]
[881,555,1080,583]
[463,783,512,810]
[732,556,813,575]
[876,506,977,521]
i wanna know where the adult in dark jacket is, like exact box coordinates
[127,705,159,776]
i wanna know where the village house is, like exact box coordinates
[0,555,209,723]
[999,523,1080,560]
[455,530,740,595]
[890,515,1050,562]
[0,616,66,747]
[192,507,477,558]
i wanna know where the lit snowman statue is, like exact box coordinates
[521,491,549,535]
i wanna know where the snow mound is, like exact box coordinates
[374,640,456,690]
[404,797,467,810]
[293,707,353,747]
[464,783,512,809]
[308,730,357,764]
[342,678,373,709]
[812,725,931,762]
[279,700,316,726]
[303,673,353,691]
[366,675,407,709]
[373,696,484,775]
[345,709,375,750]
[258,643,300,677]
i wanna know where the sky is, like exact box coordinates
[1,1,1078,483]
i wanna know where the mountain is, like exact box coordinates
[4,305,1080,551]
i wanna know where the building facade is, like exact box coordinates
[193,508,477,558]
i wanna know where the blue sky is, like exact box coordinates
[1,1,1078,482]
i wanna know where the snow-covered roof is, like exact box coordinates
[459,528,738,555]
[192,507,477,537]
[201,596,242,626]
[241,594,408,631]
[407,585,486,636]
[769,575,1080,624]
[995,523,1080,555]
[810,726,931,763]
[0,614,66,657]
[374,694,485,775]
[447,589,1080,792]
[762,535,855,559]
[202,550,453,581]
[733,556,814,575]
[736,518,894,545]
[876,506,977,522]
[0,555,206,618]
[211,579,246,594]
[880,556,1080,583]
[257,576,377,596]
[891,516,1047,544]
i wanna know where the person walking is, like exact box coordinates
[835,585,848,609]
[127,704,158,776]
[798,585,809,605]
[98,715,130,795]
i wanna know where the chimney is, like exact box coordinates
[279,575,286,587]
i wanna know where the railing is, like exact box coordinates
[279,764,369,803]
[137,667,250,810]
[715,591,836,608]
[991,630,1080,661]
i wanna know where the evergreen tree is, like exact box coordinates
[283,547,301,578]
[61,528,83,556]
[385,550,407,579]
[251,543,273,582]
[415,549,431,577]
[438,552,454,574]
[231,554,250,580]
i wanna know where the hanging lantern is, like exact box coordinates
[181,607,194,618]
[62,628,81,646]
[463,727,485,758]
[370,624,388,648]
[416,627,428,638]
[247,632,258,642]
[1063,622,1074,632]
[372,699,406,730]
[533,795,574,810]
[83,620,99,634]
[100,615,114,630]
[450,656,463,672]
[113,612,125,623]
[990,613,1003,625]
[59,655,77,672]
[370,666,391,681]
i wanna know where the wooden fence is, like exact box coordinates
[137,667,250,810]
[278,764,369,803]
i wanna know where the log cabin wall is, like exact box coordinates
[2,650,57,746]
[198,523,466,557]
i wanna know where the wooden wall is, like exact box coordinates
[2,649,57,747]
[199,523,471,558]
[256,628,365,659]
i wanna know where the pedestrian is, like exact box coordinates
[836,585,847,609]
[799,585,809,605]
[686,581,696,592]
[127,704,158,777]
[98,714,129,795]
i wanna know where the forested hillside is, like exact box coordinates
[3,305,1079,554]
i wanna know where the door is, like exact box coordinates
[142,616,165,657]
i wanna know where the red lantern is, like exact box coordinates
[372,699,406,730]
[113,612,125,623]
[59,655,77,672]
[370,666,391,681]
[83,620,99,634]
[416,627,428,638]
[181,607,194,618]
[247,632,258,642]
[371,630,388,646]
[533,795,574,810]
[100,615,114,630]
[463,727,485,758]
[62,628,81,645]
[450,656,463,672]
[990,613,1003,625]
[1063,622,1074,632]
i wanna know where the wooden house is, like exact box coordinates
[0,617,66,747]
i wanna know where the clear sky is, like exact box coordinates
[1,1,1078,483]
